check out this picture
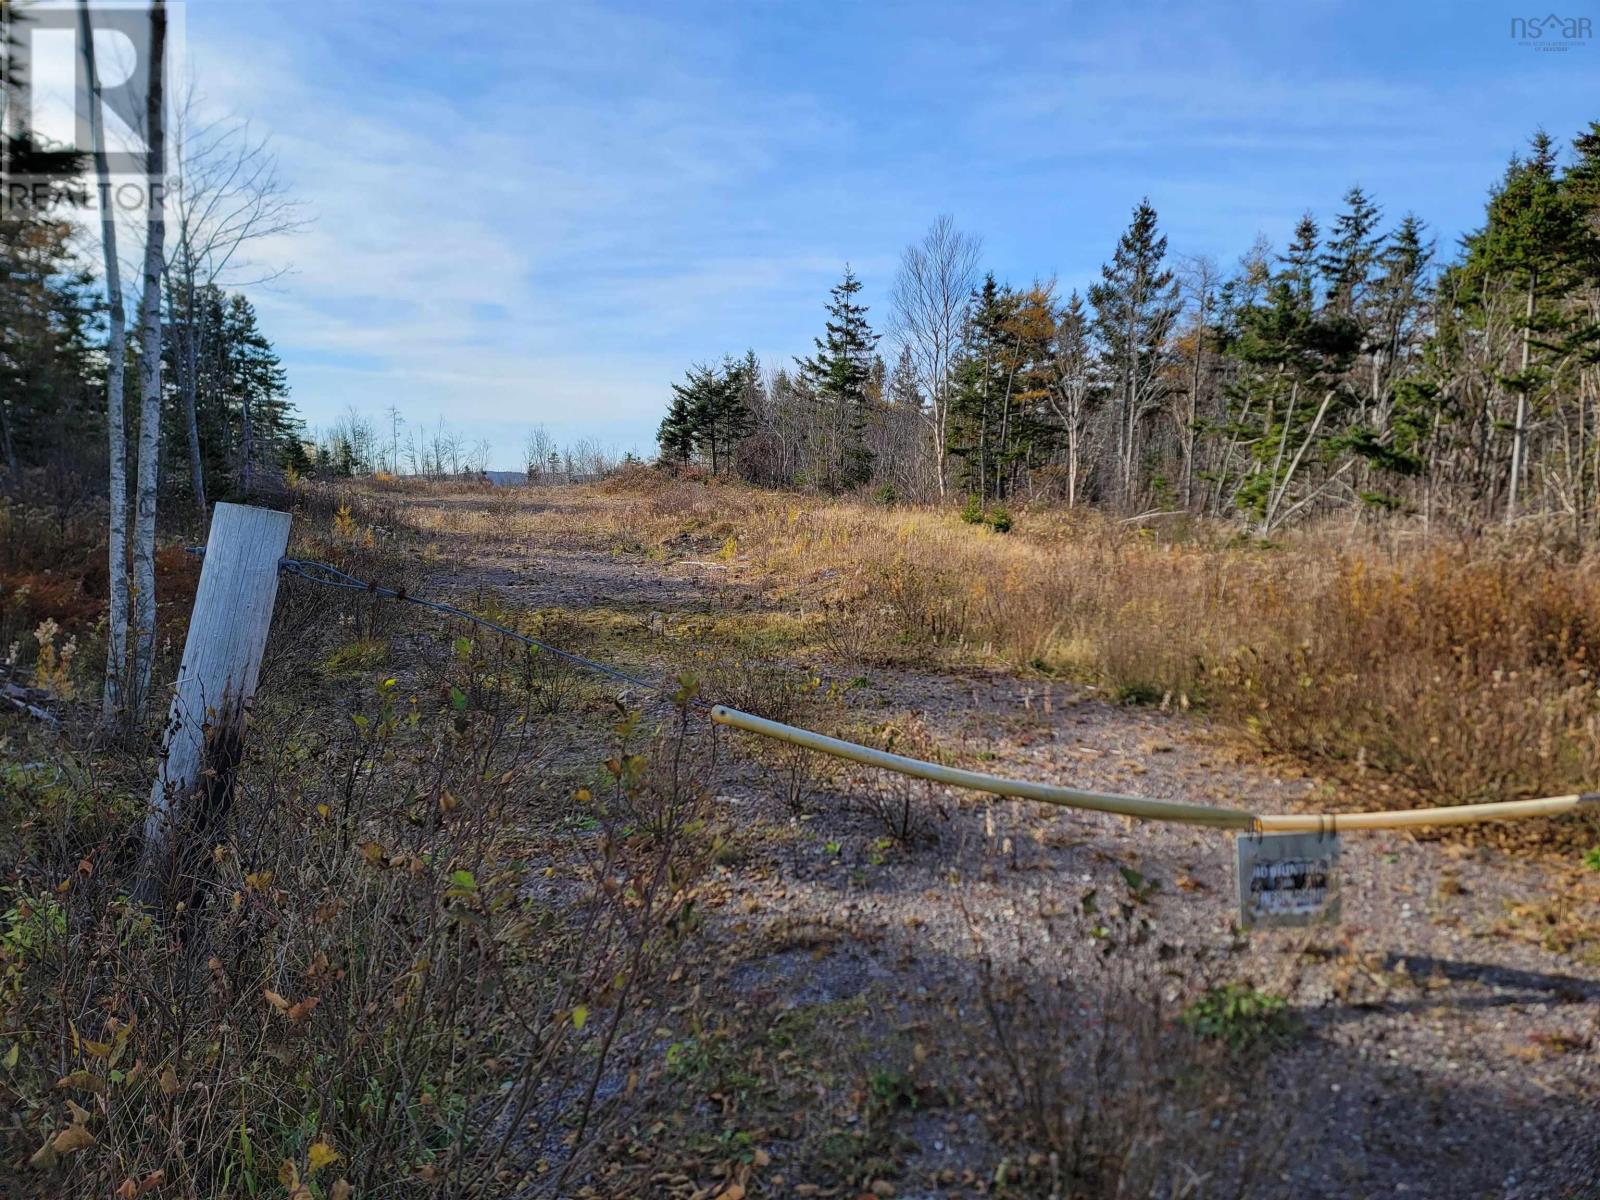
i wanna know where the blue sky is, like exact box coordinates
[185,0,1597,468]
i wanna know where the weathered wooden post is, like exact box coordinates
[137,502,291,906]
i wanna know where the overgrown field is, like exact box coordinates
[427,469,1600,828]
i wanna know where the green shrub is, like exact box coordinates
[1182,983,1295,1051]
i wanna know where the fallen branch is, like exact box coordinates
[1,680,59,725]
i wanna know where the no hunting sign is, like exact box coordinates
[1235,830,1341,929]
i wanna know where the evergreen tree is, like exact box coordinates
[0,180,102,471]
[158,285,297,495]
[797,267,879,490]
[1319,187,1383,317]
[1225,217,1362,532]
[1280,214,1322,308]
[223,294,294,493]
[1089,199,1179,504]
[947,274,1016,498]
[1350,213,1435,490]
[657,354,758,473]
[700,353,756,472]
[1439,133,1588,520]
[658,373,698,463]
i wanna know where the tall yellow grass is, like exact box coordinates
[382,474,1600,814]
[601,479,1600,810]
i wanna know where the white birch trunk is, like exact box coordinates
[78,0,130,722]
[130,1,168,718]
[1506,276,1536,525]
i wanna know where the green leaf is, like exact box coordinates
[450,687,468,712]
[571,1005,588,1031]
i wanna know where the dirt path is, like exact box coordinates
[421,489,1599,1199]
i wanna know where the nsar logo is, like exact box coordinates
[1511,12,1593,50]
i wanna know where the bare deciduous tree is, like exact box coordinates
[1175,253,1223,510]
[127,0,168,719]
[1043,292,1102,507]
[167,81,306,514]
[891,215,980,498]
[525,424,556,480]
[78,0,130,723]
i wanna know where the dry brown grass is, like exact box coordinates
[552,473,1600,820]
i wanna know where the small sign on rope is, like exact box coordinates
[1234,830,1341,929]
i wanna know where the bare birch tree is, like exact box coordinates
[525,424,556,480]
[890,215,980,498]
[1044,292,1102,507]
[129,0,167,718]
[77,0,130,722]
[167,82,304,515]
[1175,253,1223,510]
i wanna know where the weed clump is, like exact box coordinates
[1182,982,1297,1051]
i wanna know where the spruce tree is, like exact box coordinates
[797,267,879,490]
[1279,214,1321,307]
[1356,214,1435,484]
[659,364,710,465]
[658,356,758,473]
[222,294,294,493]
[1225,218,1362,532]
[1457,133,1587,519]
[702,353,757,472]
[948,274,1014,499]
[1319,187,1383,317]
[1088,199,1179,504]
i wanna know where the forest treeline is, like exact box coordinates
[0,203,301,496]
[659,125,1600,534]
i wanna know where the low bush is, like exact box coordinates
[0,495,711,1198]
[846,718,948,845]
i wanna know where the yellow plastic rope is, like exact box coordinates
[710,705,1598,833]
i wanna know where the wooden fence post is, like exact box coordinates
[137,502,291,906]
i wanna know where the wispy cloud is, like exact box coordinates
[182,0,1597,466]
